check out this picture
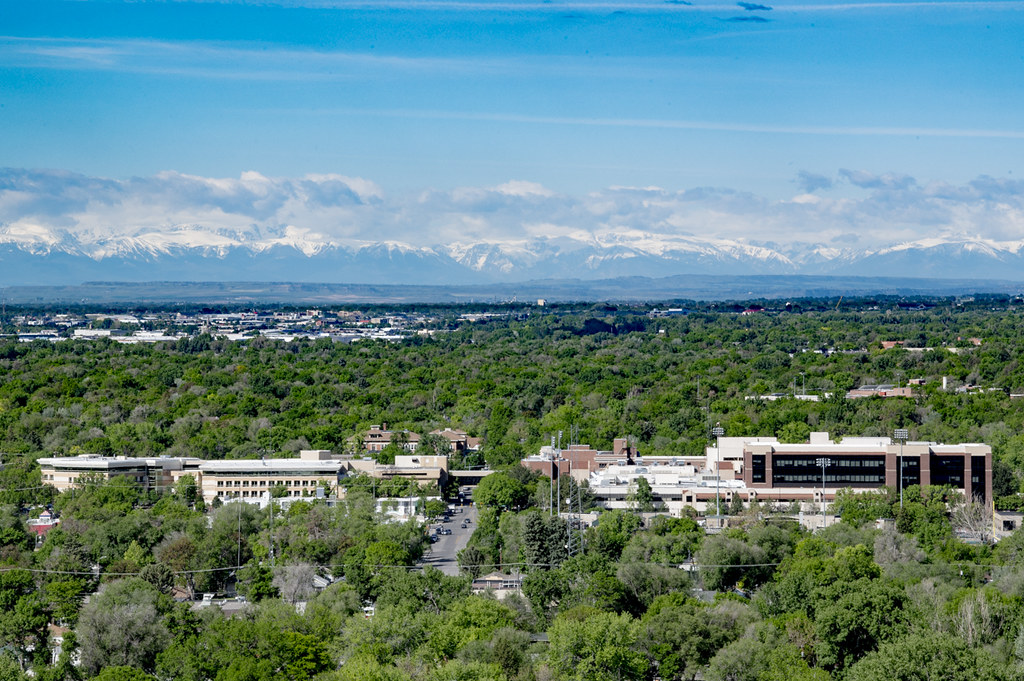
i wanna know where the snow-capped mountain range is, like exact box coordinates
[3,223,1024,286]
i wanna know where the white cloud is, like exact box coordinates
[492,180,555,198]
[3,167,1024,258]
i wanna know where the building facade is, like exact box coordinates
[352,425,422,453]
[575,432,992,516]
[38,449,452,506]
[38,455,202,494]
[521,437,649,482]
[197,450,347,504]
[347,454,449,488]
[740,433,991,505]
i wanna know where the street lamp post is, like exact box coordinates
[816,457,832,529]
[894,428,909,509]
[712,424,725,516]
[800,371,806,397]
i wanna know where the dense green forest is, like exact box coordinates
[4,299,1024,680]
[4,300,1024,466]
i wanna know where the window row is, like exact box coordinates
[772,457,885,468]
[215,479,322,488]
[772,474,886,484]
[223,490,312,498]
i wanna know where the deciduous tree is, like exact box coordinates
[76,578,169,676]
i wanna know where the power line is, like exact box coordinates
[0,564,250,577]
[0,552,994,582]
[0,558,789,579]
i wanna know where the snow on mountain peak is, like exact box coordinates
[586,229,792,265]
[0,222,64,249]
[876,235,1024,258]
[5,220,1024,284]
[352,239,438,257]
[83,229,242,260]
[249,224,331,257]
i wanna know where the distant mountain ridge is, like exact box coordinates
[3,222,1024,286]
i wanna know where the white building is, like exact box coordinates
[38,455,202,494]
[198,450,346,504]
[587,463,744,515]
[585,432,992,517]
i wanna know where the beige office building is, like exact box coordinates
[198,450,346,504]
[38,455,202,494]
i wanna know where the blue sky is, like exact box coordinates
[3,0,1024,254]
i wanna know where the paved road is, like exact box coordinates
[421,503,478,575]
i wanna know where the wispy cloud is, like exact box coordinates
[0,35,767,82]
[797,171,833,192]
[291,107,1024,140]
[0,36,498,80]
[839,169,916,190]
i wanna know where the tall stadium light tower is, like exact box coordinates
[894,428,909,509]
[816,457,832,529]
[712,424,725,516]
